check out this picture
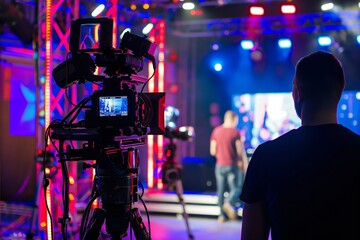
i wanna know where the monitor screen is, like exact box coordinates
[99,96,128,117]
[79,23,101,51]
[337,91,360,135]
[233,91,360,150]
[233,92,301,150]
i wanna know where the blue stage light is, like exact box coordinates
[214,63,222,72]
[241,40,254,50]
[278,38,292,49]
[318,36,332,46]
[357,35,360,45]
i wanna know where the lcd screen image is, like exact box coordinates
[233,91,360,150]
[79,23,101,51]
[99,96,128,117]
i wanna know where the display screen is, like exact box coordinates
[337,91,360,135]
[233,92,301,150]
[99,96,128,117]
[233,91,360,150]
[79,23,101,51]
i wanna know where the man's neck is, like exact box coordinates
[301,106,338,126]
[223,122,234,128]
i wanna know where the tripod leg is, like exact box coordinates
[174,180,195,240]
[131,208,150,240]
[82,208,106,240]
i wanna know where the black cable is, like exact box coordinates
[140,62,156,94]
[139,180,145,198]
[60,147,70,240]
[47,120,61,153]
[61,96,91,126]
[43,126,54,240]
[68,97,92,125]
[80,192,99,239]
[137,181,151,239]
[139,196,151,239]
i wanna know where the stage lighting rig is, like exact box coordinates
[48,17,165,240]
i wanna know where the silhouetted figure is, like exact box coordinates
[241,51,360,240]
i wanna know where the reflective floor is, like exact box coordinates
[1,199,243,240]
[124,214,242,240]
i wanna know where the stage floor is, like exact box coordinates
[1,190,244,239]
[1,213,242,240]
[124,214,242,240]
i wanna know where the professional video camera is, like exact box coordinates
[48,18,165,240]
[52,18,165,136]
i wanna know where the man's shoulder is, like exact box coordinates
[259,128,298,148]
[337,124,360,140]
[258,124,360,151]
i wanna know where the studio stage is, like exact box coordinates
[1,190,243,240]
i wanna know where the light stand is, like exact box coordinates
[162,137,195,240]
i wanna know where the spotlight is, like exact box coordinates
[281,4,296,14]
[143,3,150,10]
[214,63,222,72]
[278,38,292,49]
[321,3,334,11]
[91,4,105,17]
[357,35,360,45]
[182,2,195,10]
[212,43,219,51]
[318,36,332,46]
[250,6,264,16]
[241,40,254,50]
[142,23,154,35]
[130,4,137,10]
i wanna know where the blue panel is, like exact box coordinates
[10,65,35,136]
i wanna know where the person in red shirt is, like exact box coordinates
[210,110,248,223]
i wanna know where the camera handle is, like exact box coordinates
[163,138,195,240]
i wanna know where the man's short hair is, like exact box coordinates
[295,51,345,104]
[224,110,237,121]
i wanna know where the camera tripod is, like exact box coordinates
[51,128,151,240]
[162,138,195,240]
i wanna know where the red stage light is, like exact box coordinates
[250,6,265,16]
[281,4,296,14]
[190,9,203,16]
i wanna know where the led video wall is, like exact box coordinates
[233,91,360,150]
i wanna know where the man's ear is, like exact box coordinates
[296,86,303,103]
[293,81,302,103]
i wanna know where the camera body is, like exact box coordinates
[84,82,138,129]
[52,17,164,135]
[82,77,165,135]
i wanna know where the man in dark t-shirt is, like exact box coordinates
[240,51,360,240]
